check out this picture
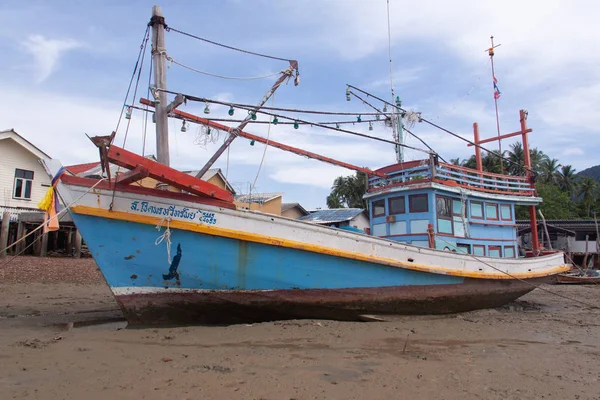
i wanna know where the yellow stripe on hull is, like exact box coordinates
[70,205,570,280]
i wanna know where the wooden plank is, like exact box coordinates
[106,145,234,202]
[0,212,10,258]
[115,165,149,185]
[467,128,532,147]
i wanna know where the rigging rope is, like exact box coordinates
[347,85,536,175]
[155,217,172,264]
[250,96,275,196]
[167,55,284,81]
[157,89,430,154]
[114,26,150,137]
[166,26,295,64]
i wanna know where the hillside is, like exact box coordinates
[577,165,600,182]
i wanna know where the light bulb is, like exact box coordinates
[204,103,210,114]
[369,121,373,131]
[346,87,351,101]
[272,116,278,125]
[228,106,234,116]
[181,120,187,132]
[294,121,299,129]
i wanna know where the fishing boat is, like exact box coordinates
[43,6,569,325]
[556,270,600,284]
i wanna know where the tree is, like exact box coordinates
[515,182,574,220]
[507,142,525,176]
[578,176,598,217]
[557,165,577,197]
[529,148,549,174]
[540,158,561,184]
[326,171,367,209]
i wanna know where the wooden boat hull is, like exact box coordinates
[52,173,570,326]
[115,278,547,326]
[555,272,600,284]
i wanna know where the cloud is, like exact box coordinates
[22,34,82,82]
[365,67,424,89]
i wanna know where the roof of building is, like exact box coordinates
[0,129,51,159]
[281,202,309,215]
[517,219,600,232]
[65,161,101,175]
[181,168,235,194]
[298,208,365,224]
[235,192,283,204]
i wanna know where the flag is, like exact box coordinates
[493,76,501,99]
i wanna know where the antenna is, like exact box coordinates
[487,36,503,173]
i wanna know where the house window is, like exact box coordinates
[473,245,485,256]
[470,201,484,219]
[436,195,453,234]
[409,194,428,213]
[504,246,516,258]
[488,245,502,258]
[13,169,34,200]
[500,204,512,221]
[485,203,499,220]
[388,196,405,215]
[372,199,385,218]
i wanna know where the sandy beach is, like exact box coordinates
[1,256,599,400]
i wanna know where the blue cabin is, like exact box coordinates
[365,158,540,258]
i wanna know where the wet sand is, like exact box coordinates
[1,257,599,399]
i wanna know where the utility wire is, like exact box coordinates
[168,56,284,81]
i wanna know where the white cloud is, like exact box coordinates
[22,35,82,83]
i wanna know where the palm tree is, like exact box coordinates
[578,176,598,217]
[540,158,561,184]
[529,148,549,175]
[481,150,506,174]
[449,158,461,166]
[557,165,577,196]
[508,142,525,176]
[326,172,367,209]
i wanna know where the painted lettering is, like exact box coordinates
[128,200,217,225]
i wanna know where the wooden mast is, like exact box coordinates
[150,5,169,167]
[520,109,540,254]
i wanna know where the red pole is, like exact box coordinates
[473,122,483,172]
[520,109,540,254]
[489,36,503,174]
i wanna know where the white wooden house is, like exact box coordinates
[0,129,52,220]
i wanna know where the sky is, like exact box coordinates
[1,0,599,209]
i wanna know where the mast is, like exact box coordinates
[150,5,169,167]
[393,96,404,163]
[488,36,502,173]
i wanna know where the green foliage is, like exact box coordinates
[326,171,367,209]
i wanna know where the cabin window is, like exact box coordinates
[470,201,484,219]
[372,199,385,217]
[485,203,499,220]
[488,245,502,258]
[436,196,453,234]
[452,199,464,216]
[500,204,512,221]
[388,196,405,215]
[457,243,471,254]
[504,246,516,258]
[473,245,485,256]
[409,194,428,213]
[13,169,34,200]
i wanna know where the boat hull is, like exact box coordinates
[50,175,569,326]
[115,278,546,326]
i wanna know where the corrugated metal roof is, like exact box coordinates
[298,208,364,224]
[235,192,283,204]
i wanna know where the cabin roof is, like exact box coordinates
[298,208,364,224]
[281,202,309,215]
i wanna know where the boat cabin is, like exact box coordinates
[365,157,540,258]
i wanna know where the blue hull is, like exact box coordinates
[72,214,543,325]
